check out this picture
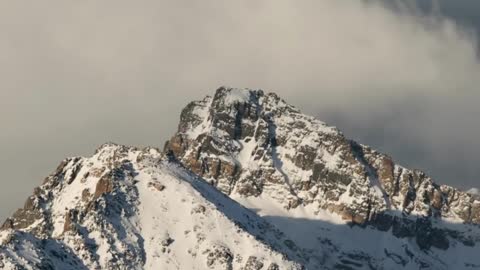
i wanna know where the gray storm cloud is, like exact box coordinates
[1,0,479,220]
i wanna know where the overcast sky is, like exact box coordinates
[1,0,480,220]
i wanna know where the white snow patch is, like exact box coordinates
[236,138,257,170]
[320,149,341,170]
[224,88,251,104]
[467,188,480,195]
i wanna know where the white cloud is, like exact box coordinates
[0,0,479,220]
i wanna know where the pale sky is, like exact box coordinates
[1,0,480,220]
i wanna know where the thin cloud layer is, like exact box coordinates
[0,0,479,219]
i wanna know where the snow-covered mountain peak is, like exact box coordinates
[3,87,480,269]
[177,87,338,141]
[165,86,480,269]
[167,87,479,223]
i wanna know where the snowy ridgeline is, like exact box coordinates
[0,145,301,269]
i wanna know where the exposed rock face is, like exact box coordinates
[147,181,166,191]
[166,87,480,263]
[205,244,234,270]
[94,174,114,198]
[243,256,264,270]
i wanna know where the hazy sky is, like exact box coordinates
[1,0,480,220]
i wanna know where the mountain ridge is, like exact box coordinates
[0,143,304,269]
[2,86,480,269]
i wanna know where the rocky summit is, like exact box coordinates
[2,87,480,269]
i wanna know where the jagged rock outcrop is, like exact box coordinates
[166,87,480,222]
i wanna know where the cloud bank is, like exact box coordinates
[1,0,479,219]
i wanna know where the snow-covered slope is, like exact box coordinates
[0,144,302,269]
[165,87,480,269]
